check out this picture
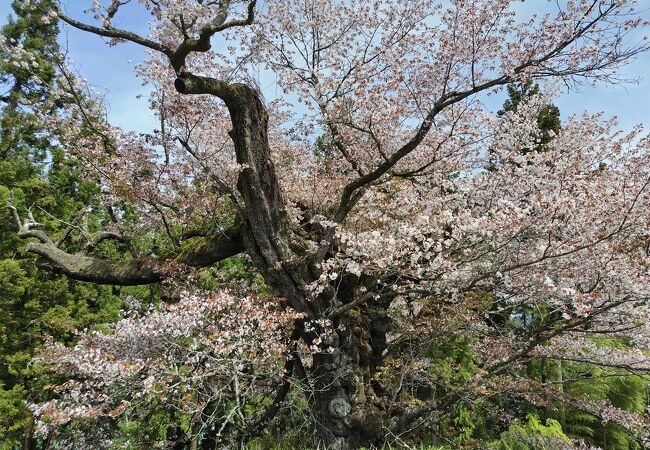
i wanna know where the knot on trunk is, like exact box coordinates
[328,397,351,419]
[174,76,189,94]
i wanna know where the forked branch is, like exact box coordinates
[8,201,244,285]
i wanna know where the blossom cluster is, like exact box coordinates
[30,290,298,448]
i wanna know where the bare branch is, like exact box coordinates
[57,1,258,73]
[21,223,244,285]
[84,230,128,253]
[6,201,53,244]
[56,7,173,57]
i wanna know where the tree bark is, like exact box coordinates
[174,75,316,316]
[311,308,392,449]
[22,224,243,285]
[225,84,313,315]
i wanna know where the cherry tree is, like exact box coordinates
[6,0,650,448]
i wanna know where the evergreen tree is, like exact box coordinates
[497,80,561,154]
[0,3,125,447]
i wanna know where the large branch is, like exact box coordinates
[24,225,244,286]
[57,1,257,73]
[174,71,318,316]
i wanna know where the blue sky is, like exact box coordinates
[1,2,649,133]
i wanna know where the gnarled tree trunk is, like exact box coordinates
[176,76,398,449]
[310,304,393,449]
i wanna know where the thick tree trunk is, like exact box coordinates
[216,82,316,316]
[312,353,376,449]
[311,310,392,449]
[176,76,395,449]
[222,88,398,449]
